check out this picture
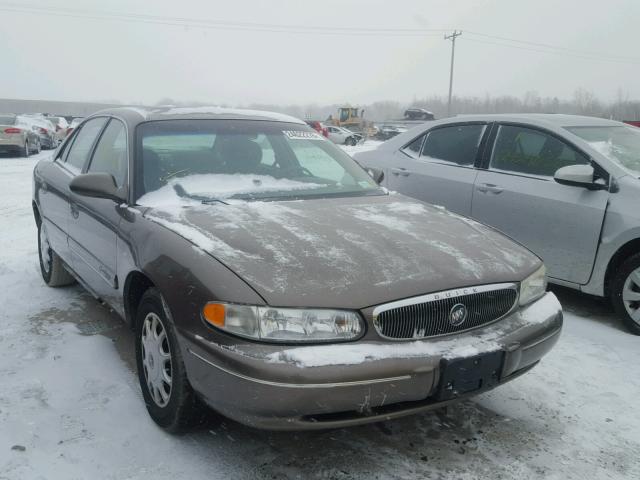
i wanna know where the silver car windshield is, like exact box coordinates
[136,119,382,205]
[567,125,640,175]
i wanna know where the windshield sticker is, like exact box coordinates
[283,130,325,141]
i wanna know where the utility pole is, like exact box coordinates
[444,30,462,117]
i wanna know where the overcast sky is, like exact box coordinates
[1,0,638,106]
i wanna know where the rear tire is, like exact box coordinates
[610,253,640,335]
[22,140,30,158]
[38,220,75,287]
[34,139,41,154]
[135,288,203,433]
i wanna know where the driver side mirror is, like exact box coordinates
[69,172,123,202]
[554,164,607,191]
[365,167,385,184]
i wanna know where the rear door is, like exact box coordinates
[35,135,78,264]
[471,123,609,284]
[386,123,488,216]
[68,118,127,304]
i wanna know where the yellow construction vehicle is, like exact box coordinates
[327,106,375,136]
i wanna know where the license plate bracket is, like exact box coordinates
[434,350,505,401]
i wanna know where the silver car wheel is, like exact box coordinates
[39,224,52,274]
[141,312,173,407]
[622,268,640,324]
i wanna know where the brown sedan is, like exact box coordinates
[32,107,562,431]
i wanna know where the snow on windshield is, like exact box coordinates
[588,139,640,174]
[137,173,327,207]
[568,126,640,175]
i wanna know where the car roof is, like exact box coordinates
[447,113,622,128]
[90,106,305,126]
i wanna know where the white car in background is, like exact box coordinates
[326,125,363,146]
[45,116,70,141]
[0,114,42,156]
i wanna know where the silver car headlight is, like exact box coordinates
[202,303,364,343]
[519,265,548,306]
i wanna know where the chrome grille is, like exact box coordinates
[373,283,518,340]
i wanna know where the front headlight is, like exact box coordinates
[202,303,364,343]
[519,265,548,306]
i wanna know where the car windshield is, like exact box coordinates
[567,125,640,175]
[135,119,382,205]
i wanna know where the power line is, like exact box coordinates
[0,2,449,36]
[465,30,640,63]
[464,37,640,66]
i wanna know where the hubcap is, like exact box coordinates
[141,312,172,407]
[622,268,640,325]
[39,225,52,274]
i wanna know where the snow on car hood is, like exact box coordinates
[144,194,540,309]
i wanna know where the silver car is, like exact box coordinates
[326,125,362,146]
[355,114,640,334]
[0,114,42,156]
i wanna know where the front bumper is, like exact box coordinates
[181,292,562,430]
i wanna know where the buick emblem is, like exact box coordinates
[449,303,468,327]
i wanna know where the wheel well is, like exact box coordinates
[604,238,640,296]
[123,272,155,329]
[32,202,41,226]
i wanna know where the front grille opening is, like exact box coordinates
[375,287,517,339]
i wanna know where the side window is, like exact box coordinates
[65,118,108,171]
[421,124,485,166]
[401,134,426,158]
[490,125,589,177]
[87,119,128,187]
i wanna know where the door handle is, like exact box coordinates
[476,183,503,194]
[70,202,79,219]
[391,167,411,177]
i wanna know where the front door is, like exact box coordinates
[68,118,127,304]
[471,123,609,284]
[386,123,487,216]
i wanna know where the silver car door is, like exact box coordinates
[386,123,487,216]
[471,123,609,285]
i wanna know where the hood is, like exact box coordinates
[145,194,540,309]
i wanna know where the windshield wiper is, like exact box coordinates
[237,189,386,202]
[173,184,228,205]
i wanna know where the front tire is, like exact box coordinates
[38,220,75,287]
[610,253,640,335]
[135,288,202,432]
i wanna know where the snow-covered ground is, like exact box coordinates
[0,149,639,480]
